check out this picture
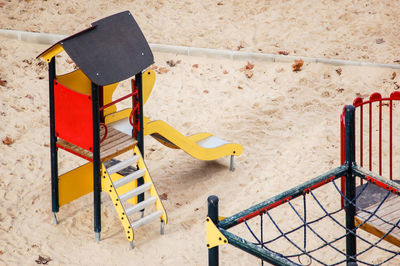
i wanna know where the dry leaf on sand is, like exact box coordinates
[292,59,304,72]
[2,136,14,145]
[159,193,168,200]
[166,60,181,67]
[245,69,253,79]
[243,62,254,70]
[157,67,169,74]
[278,51,289,55]
[35,255,51,265]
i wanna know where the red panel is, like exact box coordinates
[54,80,93,151]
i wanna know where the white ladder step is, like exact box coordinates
[131,210,163,230]
[113,169,146,188]
[107,156,139,175]
[125,196,157,216]
[119,183,151,202]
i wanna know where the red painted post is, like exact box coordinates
[360,105,363,168]
[379,99,382,176]
[354,97,364,186]
[390,98,393,180]
[369,101,372,171]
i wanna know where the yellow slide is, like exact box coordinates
[144,116,243,161]
[106,69,243,170]
[107,113,242,170]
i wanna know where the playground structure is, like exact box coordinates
[207,103,400,265]
[38,11,242,248]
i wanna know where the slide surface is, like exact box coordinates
[108,116,243,161]
[144,117,243,161]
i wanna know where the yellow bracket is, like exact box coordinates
[206,217,228,249]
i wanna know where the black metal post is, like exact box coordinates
[135,72,144,154]
[49,57,59,223]
[92,82,101,241]
[135,73,145,205]
[344,105,357,265]
[99,86,105,123]
[208,195,219,266]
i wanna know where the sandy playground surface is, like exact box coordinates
[1,0,400,265]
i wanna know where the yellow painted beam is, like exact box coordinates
[142,69,155,105]
[355,217,400,247]
[41,43,64,63]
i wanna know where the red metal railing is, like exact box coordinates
[99,90,138,111]
[99,81,140,140]
[340,91,400,201]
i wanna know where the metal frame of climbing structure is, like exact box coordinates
[38,11,168,248]
[340,91,400,247]
[206,106,400,265]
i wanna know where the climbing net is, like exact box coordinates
[214,166,400,265]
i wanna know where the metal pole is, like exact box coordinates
[344,105,357,265]
[135,72,144,154]
[208,195,219,266]
[135,73,145,205]
[92,82,101,241]
[48,57,59,224]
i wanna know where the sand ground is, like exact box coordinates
[1,1,400,265]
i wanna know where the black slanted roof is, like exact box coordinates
[40,11,154,86]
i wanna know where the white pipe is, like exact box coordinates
[1,29,400,69]
[0,29,66,45]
